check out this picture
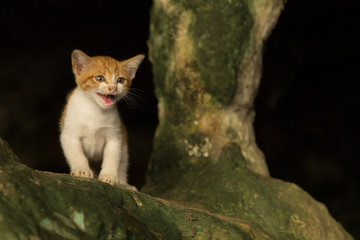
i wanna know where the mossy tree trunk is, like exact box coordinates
[140,0,354,239]
[145,0,282,192]
[0,0,354,239]
[145,0,281,193]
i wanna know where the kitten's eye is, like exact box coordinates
[95,75,105,82]
[117,77,126,84]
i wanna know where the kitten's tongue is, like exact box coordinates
[98,93,115,105]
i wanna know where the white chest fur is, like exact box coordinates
[62,88,122,160]
[65,88,121,130]
[60,87,130,187]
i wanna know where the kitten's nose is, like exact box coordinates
[108,85,117,93]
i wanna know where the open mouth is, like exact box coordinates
[97,93,116,107]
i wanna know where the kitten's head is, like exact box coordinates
[71,49,144,109]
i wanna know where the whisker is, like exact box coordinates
[128,87,147,94]
[120,95,133,110]
[126,92,146,105]
[126,94,142,111]
[127,88,148,104]
[123,97,136,111]
[118,88,146,112]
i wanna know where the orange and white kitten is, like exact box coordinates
[60,49,144,190]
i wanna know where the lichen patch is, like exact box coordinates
[71,210,86,232]
[184,137,212,158]
[39,218,79,240]
[133,194,143,207]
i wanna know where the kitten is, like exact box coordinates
[60,49,144,190]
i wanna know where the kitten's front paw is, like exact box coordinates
[71,169,94,178]
[98,174,120,186]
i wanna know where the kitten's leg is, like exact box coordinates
[119,143,137,191]
[60,132,93,178]
[99,138,137,191]
[99,137,122,186]
[118,142,129,183]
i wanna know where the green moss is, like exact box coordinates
[181,0,252,105]
[226,127,239,139]
[0,132,353,240]
[149,3,180,97]
[145,0,353,238]
[145,141,353,239]
[0,138,259,239]
[150,0,254,111]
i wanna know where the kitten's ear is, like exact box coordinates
[124,54,145,79]
[71,49,91,75]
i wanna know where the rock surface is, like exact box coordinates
[0,138,353,239]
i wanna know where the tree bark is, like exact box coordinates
[145,0,282,192]
[0,139,353,239]
[140,0,354,239]
[144,0,279,191]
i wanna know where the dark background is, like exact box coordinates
[0,0,358,237]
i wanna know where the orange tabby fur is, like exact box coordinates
[73,56,133,91]
[59,54,139,131]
